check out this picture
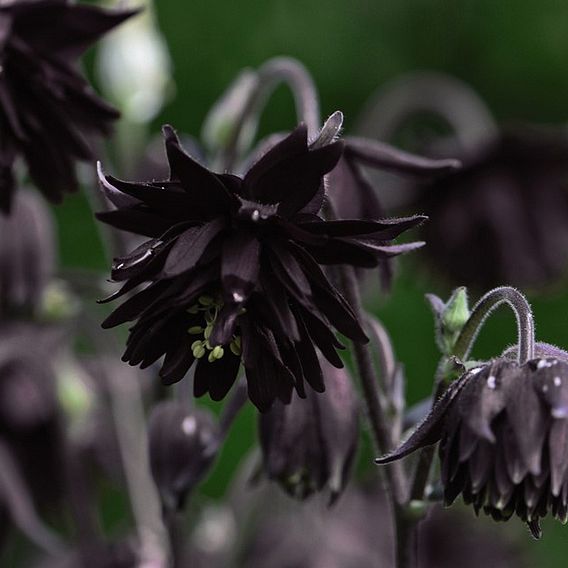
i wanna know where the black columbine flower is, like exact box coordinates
[377,357,568,538]
[97,122,425,410]
[415,127,568,290]
[259,357,358,503]
[0,0,135,212]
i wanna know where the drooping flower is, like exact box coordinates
[97,120,425,410]
[259,357,358,503]
[377,357,568,538]
[415,127,568,290]
[148,400,220,511]
[0,0,136,212]
[313,111,460,290]
[0,321,65,508]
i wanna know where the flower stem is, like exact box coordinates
[221,57,321,170]
[453,286,535,364]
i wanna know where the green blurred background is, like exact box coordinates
[56,0,568,564]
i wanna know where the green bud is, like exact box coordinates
[188,326,203,335]
[426,287,470,356]
[442,287,470,335]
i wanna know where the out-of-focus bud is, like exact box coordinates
[426,287,470,355]
[0,322,65,507]
[259,359,359,504]
[202,70,259,156]
[148,401,220,511]
[96,0,173,124]
[0,190,56,317]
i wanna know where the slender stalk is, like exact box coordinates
[220,57,320,170]
[339,266,407,503]
[453,286,535,364]
[80,313,170,567]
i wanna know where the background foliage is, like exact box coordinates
[54,1,568,564]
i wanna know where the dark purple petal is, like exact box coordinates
[163,125,233,215]
[221,232,261,304]
[95,206,174,238]
[10,3,137,60]
[161,219,225,278]
[244,123,343,216]
[193,353,241,401]
[345,136,461,176]
[376,375,470,464]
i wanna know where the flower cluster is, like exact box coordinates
[97,123,425,410]
[0,0,135,212]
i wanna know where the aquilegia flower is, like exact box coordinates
[259,357,359,503]
[416,127,568,290]
[97,122,425,410]
[377,357,568,538]
[0,0,135,212]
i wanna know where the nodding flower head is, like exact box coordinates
[97,121,425,410]
[0,0,136,212]
[377,355,568,538]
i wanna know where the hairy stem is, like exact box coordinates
[339,267,407,502]
[453,286,535,364]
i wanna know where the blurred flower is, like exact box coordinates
[259,358,358,503]
[0,321,65,508]
[416,126,568,290]
[96,0,173,124]
[148,400,220,511]
[0,0,136,212]
[97,121,425,410]
[377,356,568,538]
[0,189,56,316]
[190,468,527,568]
[326,123,459,289]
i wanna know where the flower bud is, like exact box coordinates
[0,190,56,317]
[96,1,172,124]
[426,287,470,355]
[259,358,359,504]
[148,401,220,511]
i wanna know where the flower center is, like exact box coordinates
[187,295,242,362]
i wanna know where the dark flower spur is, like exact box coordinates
[377,357,568,538]
[97,120,425,410]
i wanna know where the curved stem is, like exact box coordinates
[453,286,535,364]
[220,57,321,170]
[356,71,499,154]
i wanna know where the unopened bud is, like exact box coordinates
[148,401,220,511]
